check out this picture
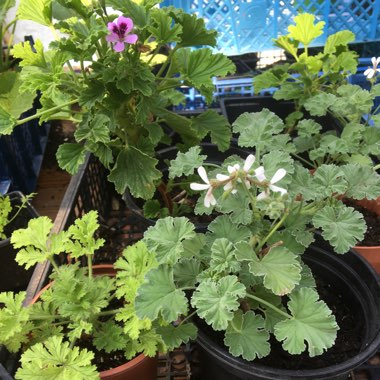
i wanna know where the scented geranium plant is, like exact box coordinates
[253,13,380,169]
[0,210,194,378]
[0,0,235,199]
[124,141,380,361]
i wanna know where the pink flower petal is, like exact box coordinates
[107,22,116,32]
[106,34,118,43]
[114,41,125,52]
[204,188,216,208]
[125,34,138,44]
[117,16,133,32]
[270,168,286,184]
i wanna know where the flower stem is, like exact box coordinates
[245,293,291,319]
[179,310,197,326]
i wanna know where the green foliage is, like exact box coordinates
[169,146,207,179]
[0,195,12,239]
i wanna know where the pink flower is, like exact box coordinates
[106,16,138,52]
[190,167,217,208]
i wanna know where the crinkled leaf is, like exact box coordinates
[15,336,98,380]
[93,321,128,353]
[108,147,161,198]
[312,164,347,199]
[274,288,338,357]
[143,216,196,265]
[56,143,86,174]
[191,276,246,331]
[297,119,322,137]
[157,323,197,351]
[232,109,284,151]
[288,165,315,200]
[12,40,47,68]
[288,13,325,47]
[169,146,207,179]
[217,191,252,225]
[135,264,188,322]
[74,114,110,144]
[313,204,366,253]
[262,150,294,186]
[304,93,336,116]
[224,311,270,360]
[207,215,251,245]
[210,238,240,274]
[149,8,182,44]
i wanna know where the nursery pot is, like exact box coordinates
[352,197,380,274]
[193,235,380,380]
[123,142,250,231]
[30,264,158,380]
[0,191,39,292]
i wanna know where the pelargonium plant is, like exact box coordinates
[0,210,194,378]
[253,13,380,169]
[0,0,235,199]
[123,139,380,361]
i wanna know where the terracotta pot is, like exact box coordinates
[30,264,158,380]
[353,197,380,275]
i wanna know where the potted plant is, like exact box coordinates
[0,210,195,379]
[0,191,37,292]
[1,0,235,200]
[125,147,380,379]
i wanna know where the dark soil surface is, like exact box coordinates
[195,273,363,371]
[343,199,380,246]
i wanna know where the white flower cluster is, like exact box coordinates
[364,57,380,79]
[190,154,287,207]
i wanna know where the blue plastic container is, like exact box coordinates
[162,0,380,55]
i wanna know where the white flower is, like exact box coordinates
[364,57,380,79]
[216,154,256,194]
[255,166,287,200]
[190,166,216,208]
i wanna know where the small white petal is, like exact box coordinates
[270,184,287,195]
[204,188,216,207]
[190,183,210,191]
[197,166,209,185]
[375,57,380,66]
[255,166,266,182]
[371,57,378,67]
[227,164,240,174]
[244,179,251,189]
[223,181,233,191]
[364,68,375,79]
[270,168,286,184]
[216,173,230,181]
[243,154,255,172]
[231,189,238,194]
[257,191,268,200]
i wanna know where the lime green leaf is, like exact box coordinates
[15,336,98,380]
[274,36,299,58]
[225,310,270,360]
[56,143,86,174]
[107,0,147,27]
[232,109,284,151]
[137,329,166,358]
[236,243,302,296]
[190,110,232,152]
[143,216,196,265]
[312,165,347,199]
[169,146,207,179]
[157,323,197,351]
[93,321,128,353]
[135,264,188,322]
[12,40,47,68]
[174,258,201,287]
[253,67,290,94]
[17,0,52,26]
[0,292,33,353]
[191,276,246,331]
[324,30,355,54]
[288,13,325,47]
[108,147,161,198]
[313,204,366,253]
[0,106,17,135]
[149,8,182,44]
[274,288,338,357]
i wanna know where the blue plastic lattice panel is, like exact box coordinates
[161,0,380,55]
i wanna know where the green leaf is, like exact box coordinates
[303,93,336,116]
[210,238,240,274]
[235,243,301,296]
[143,216,196,265]
[217,191,252,225]
[324,30,355,54]
[107,0,147,27]
[288,165,315,201]
[297,119,322,137]
[0,292,33,353]
[0,106,17,135]
[190,110,232,152]
[93,321,128,353]
[157,323,197,351]
[191,276,246,331]
[288,13,325,47]
[253,67,290,94]
[224,310,270,360]
[75,114,111,144]
[313,204,366,253]
[17,0,52,26]
[79,81,105,108]
[173,258,201,287]
[273,82,304,102]
[108,147,161,198]
[207,215,251,245]
[274,288,338,357]
[15,336,98,380]
[56,143,86,174]
[342,164,380,200]
[135,264,188,322]
[262,151,294,186]
[149,8,182,44]
[232,109,284,151]
[274,36,299,59]
[312,165,347,199]
[12,40,47,68]
[169,146,207,179]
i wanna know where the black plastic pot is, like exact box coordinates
[193,235,380,380]
[0,191,39,292]
[123,142,250,231]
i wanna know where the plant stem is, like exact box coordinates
[15,99,78,125]
[179,310,197,326]
[87,255,92,278]
[245,293,291,319]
